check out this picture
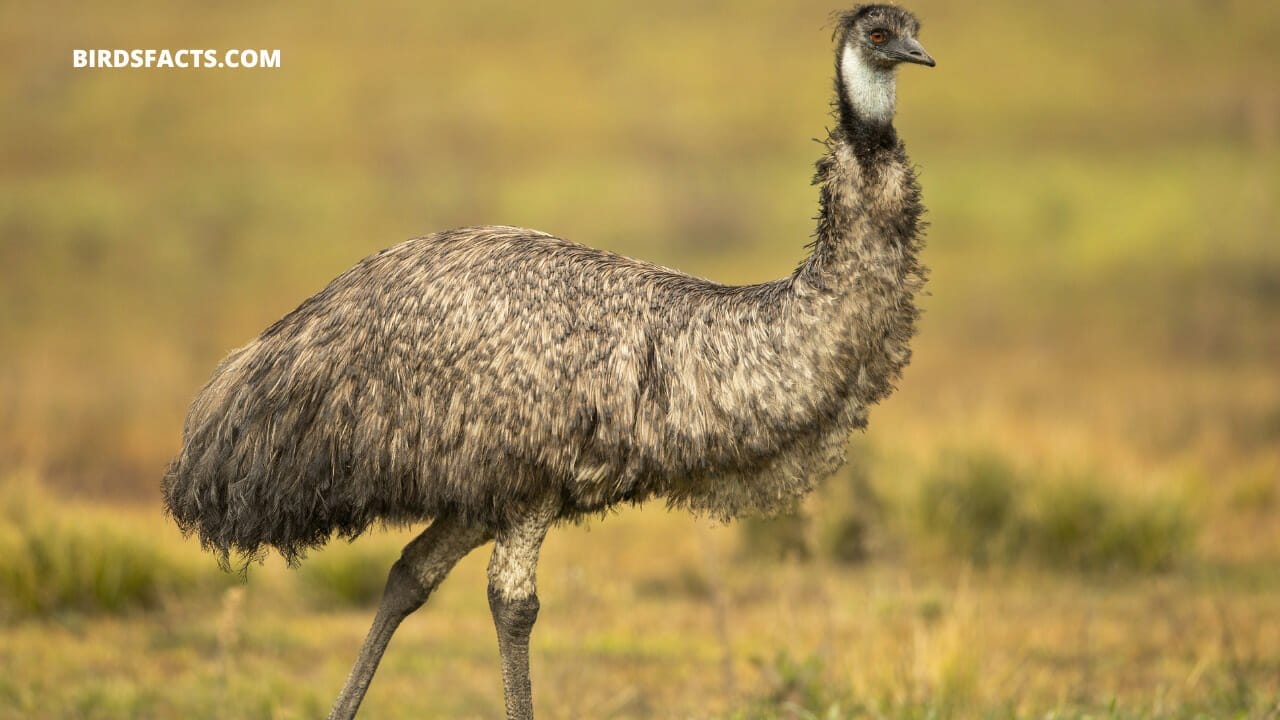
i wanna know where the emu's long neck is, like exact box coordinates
[797,125,921,293]
[796,67,923,291]
[786,61,926,409]
[656,51,926,516]
[800,45,919,284]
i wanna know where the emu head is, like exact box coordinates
[835,5,935,125]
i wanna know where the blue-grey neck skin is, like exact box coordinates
[839,42,898,129]
[830,4,931,151]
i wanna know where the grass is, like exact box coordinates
[745,449,1194,575]
[0,479,230,621]
[0,492,1277,719]
[915,452,1022,568]
[1,0,1279,715]
[0,519,183,618]
[912,452,1193,573]
[1020,477,1191,574]
[297,543,398,610]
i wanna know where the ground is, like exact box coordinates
[3,500,1279,719]
[2,0,1279,717]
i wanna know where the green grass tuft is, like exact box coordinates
[912,451,1195,573]
[297,544,395,609]
[735,651,856,720]
[1022,477,1193,573]
[916,451,1022,567]
[738,511,813,563]
[0,480,225,620]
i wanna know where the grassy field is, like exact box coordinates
[2,481,1277,719]
[2,0,1279,717]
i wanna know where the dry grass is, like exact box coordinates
[2,0,1279,716]
[0,492,1277,719]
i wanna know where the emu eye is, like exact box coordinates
[869,30,887,44]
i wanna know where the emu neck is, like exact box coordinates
[839,46,896,127]
[796,121,922,296]
[787,88,926,407]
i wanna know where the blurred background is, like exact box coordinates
[1,0,1278,717]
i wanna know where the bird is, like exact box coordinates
[162,5,934,719]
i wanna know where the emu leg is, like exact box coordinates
[328,516,488,720]
[488,496,560,720]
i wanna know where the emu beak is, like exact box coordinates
[896,37,936,67]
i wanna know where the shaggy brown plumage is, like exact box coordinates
[163,6,929,570]
[166,7,935,718]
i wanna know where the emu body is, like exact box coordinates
[163,5,933,718]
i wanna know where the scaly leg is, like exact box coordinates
[488,496,560,720]
[328,515,489,720]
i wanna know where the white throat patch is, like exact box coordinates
[840,44,896,124]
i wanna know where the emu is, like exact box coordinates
[163,5,934,718]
